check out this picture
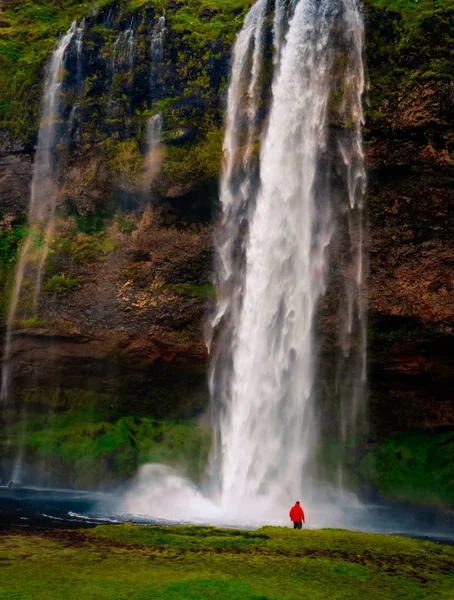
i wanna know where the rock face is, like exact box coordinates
[0,1,453,497]
[0,132,32,215]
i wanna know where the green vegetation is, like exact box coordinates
[363,0,454,136]
[358,430,454,506]
[0,0,114,136]
[0,525,453,599]
[56,232,120,262]
[15,316,44,329]
[162,129,223,190]
[1,406,210,487]
[117,214,137,235]
[0,215,27,322]
[44,273,79,293]
[167,282,216,300]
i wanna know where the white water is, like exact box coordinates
[0,22,77,407]
[123,0,366,527]
[75,19,85,87]
[143,14,167,186]
[150,13,166,64]
[112,18,136,70]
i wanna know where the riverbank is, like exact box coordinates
[0,524,453,599]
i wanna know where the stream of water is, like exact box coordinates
[0,22,77,412]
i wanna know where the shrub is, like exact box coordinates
[117,215,137,235]
[44,273,79,293]
[167,283,215,300]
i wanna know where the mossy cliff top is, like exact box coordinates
[0,525,453,599]
[0,0,254,140]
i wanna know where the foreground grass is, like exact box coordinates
[0,525,453,599]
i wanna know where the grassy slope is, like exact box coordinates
[0,525,453,599]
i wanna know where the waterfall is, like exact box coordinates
[210,0,366,513]
[1,22,76,407]
[75,19,85,87]
[112,18,136,70]
[143,14,167,187]
[124,0,367,526]
[150,13,166,65]
[109,19,136,127]
[143,113,163,186]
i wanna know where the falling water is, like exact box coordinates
[0,22,76,408]
[109,19,136,128]
[124,0,366,526]
[143,14,167,187]
[214,0,365,506]
[75,19,85,87]
[112,18,136,70]
[150,13,166,65]
[143,113,163,186]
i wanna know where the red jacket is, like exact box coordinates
[289,503,305,522]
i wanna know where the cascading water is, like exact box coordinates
[0,22,77,407]
[0,22,78,484]
[75,19,85,88]
[109,19,136,130]
[143,14,166,186]
[213,0,366,515]
[123,0,366,527]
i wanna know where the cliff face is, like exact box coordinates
[0,0,453,499]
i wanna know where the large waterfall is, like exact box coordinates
[124,0,366,526]
[211,0,366,513]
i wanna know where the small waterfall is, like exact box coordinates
[109,19,136,127]
[150,13,166,63]
[210,0,366,513]
[112,18,136,70]
[0,23,77,486]
[149,13,166,98]
[143,14,167,187]
[75,19,85,87]
[143,113,163,186]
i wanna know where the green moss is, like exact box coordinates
[117,214,137,234]
[104,138,144,182]
[0,216,28,322]
[1,406,210,486]
[167,282,216,300]
[0,526,453,600]
[15,316,43,329]
[363,0,454,136]
[357,430,454,506]
[68,233,119,262]
[162,128,223,189]
[44,273,79,293]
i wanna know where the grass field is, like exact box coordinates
[0,524,453,599]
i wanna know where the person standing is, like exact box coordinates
[289,501,305,529]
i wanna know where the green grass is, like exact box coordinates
[0,525,453,599]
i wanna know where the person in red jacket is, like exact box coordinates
[289,501,305,529]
